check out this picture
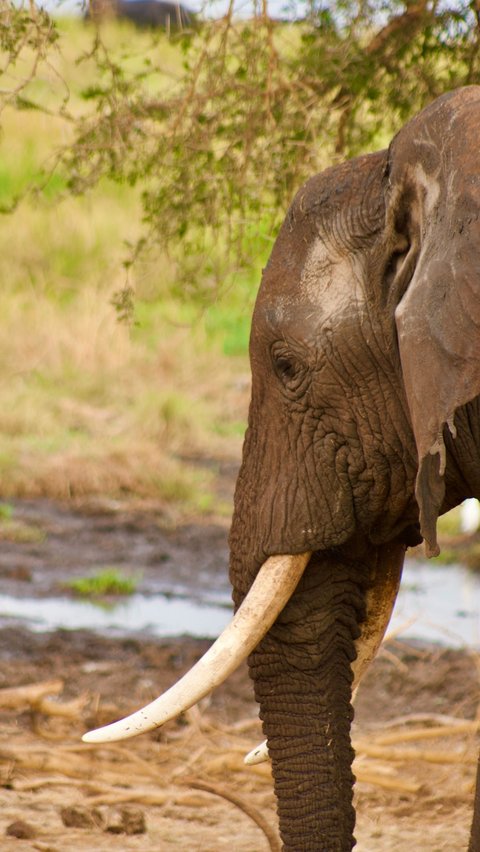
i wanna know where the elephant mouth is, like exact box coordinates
[82,546,403,745]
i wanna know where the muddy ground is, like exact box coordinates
[0,500,479,851]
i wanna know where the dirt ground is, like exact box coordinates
[0,502,479,850]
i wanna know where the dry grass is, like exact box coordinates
[0,19,254,513]
[0,678,477,851]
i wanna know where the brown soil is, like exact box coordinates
[0,500,478,850]
[0,629,478,851]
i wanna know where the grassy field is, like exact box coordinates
[0,18,262,516]
[2,16,476,542]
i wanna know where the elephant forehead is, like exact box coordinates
[299,235,365,306]
[254,237,366,339]
[413,162,441,218]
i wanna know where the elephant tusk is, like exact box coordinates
[82,552,311,744]
[350,545,403,685]
[244,544,404,765]
[245,739,269,765]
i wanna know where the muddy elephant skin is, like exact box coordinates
[228,86,480,851]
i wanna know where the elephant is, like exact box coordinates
[87,0,194,30]
[83,86,480,850]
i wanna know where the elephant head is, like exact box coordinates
[83,87,480,850]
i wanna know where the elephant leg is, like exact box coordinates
[469,752,480,852]
[247,552,370,852]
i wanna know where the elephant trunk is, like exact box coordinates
[242,543,405,851]
[252,653,356,850]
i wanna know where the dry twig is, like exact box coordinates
[181,777,281,852]
[0,680,63,709]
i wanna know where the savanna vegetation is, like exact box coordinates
[1,0,480,518]
[0,14,254,514]
[65,567,139,597]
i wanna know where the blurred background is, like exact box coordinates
[1,0,480,643]
[1,10,480,847]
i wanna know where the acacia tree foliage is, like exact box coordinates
[0,1,58,115]
[2,0,480,293]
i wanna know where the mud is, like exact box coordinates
[0,500,478,850]
[0,498,231,601]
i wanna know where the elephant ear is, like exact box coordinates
[388,87,480,556]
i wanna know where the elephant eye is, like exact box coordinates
[271,344,298,384]
[275,356,296,381]
[271,342,310,395]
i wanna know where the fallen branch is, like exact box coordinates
[0,680,63,709]
[373,722,480,745]
[182,777,281,852]
[354,766,421,793]
[381,713,478,729]
[37,694,89,719]
[12,776,110,793]
[355,743,476,765]
[0,680,88,731]
[0,745,100,780]
[0,743,157,787]
[79,743,167,777]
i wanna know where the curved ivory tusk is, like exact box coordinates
[244,546,404,765]
[351,548,403,685]
[245,739,269,765]
[82,552,311,744]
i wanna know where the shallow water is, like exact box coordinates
[0,590,232,638]
[0,500,479,647]
[0,558,479,648]
[390,560,480,648]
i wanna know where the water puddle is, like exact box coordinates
[390,560,480,648]
[0,590,232,639]
[0,558,479,647]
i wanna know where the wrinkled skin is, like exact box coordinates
[229,87,480,850]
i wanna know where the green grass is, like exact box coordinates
[431,539,480,571]
[429,547,459,566]
[0,18,253,514]
[437,506,463,537]
[2,17,478,551]
[0,503,46,543]
[0,503,13,521]
[205,305,252,356]
[65,568,139,598]
[428,505,480,570]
